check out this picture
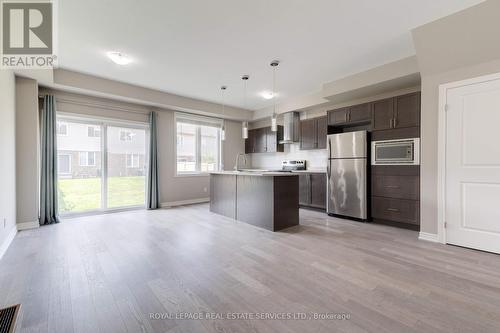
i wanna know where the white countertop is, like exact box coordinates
[290,169,326,174]
[209,171,298,177]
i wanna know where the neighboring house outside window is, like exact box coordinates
[126,153,140,168]
[58,154,71,174]
[57,123,68,136]
[120,130,133,141]
[175,113,222,175]
[87,126,101,137]
[79,151,96,166]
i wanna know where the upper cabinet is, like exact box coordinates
[300,116,327,150]
[244,126,284,154]
[373,92,420,131]
[328,103,371,126]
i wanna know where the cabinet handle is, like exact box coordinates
[348,111,351,122]
[386,208,400,212]
[345,112,348,122]
[384,185,400,189]
[393,118,397,128]
[389,118,392,128]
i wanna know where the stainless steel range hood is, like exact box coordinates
[279,112,300,144]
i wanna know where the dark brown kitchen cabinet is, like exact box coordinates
[245,128,256,153]
[298,172,326,210]
[372,197,419,225]
[244,126,284,154]
[371,165,420,228]
[300,116,327,150]
[299,174,311,206]
[394,92,420,128]
[328,108,349,125]
[300,119,317,150]
[372,98,394,131]
[347,103,372,123]
[310,173,326,209]
[316,116,328,149]
[328,104,371,126]
[373,93,420,131]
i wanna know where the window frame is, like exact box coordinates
[175,113,223,176]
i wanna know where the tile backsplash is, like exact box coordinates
[250,143,327,170]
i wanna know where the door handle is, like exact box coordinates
[386,208,400,212]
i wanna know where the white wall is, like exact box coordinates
[0,70,17,256]
[412,0,500,235]
[16,77,39,228]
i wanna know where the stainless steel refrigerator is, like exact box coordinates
[327,131,367,220]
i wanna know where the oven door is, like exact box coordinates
[371,139,420,165]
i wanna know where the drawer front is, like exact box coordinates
[372,197,419,225]
[372,175,419,200]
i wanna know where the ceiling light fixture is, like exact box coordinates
[261,91,274,100]
[107,51,132,65]
[241,75,249,139]
[270,60,280,132]
[220,85,227,141]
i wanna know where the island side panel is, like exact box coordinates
[236,175,274,231]
[210,174,237,219]
[273,175,300,231]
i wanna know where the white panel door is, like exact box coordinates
[446,77,500,253]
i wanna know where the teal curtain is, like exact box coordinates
[147,111,160,209]
[40,95,60,225]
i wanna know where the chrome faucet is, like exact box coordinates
[234,153,247,171]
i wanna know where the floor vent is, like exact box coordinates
[0,304,20,333]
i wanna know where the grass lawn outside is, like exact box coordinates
[58,176,145,213]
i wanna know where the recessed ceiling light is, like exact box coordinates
[107,52,132,65]
[261,91,275,100]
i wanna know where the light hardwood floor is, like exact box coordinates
[1,204,500,333]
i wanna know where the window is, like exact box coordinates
[57,123,68,136]
[57,117,148,214]
[79,151,96,166]
[176,113,221,174]
[58,154,71,174]
[126,153,140,168]
[87,126,101,137]
[120,130,133,141]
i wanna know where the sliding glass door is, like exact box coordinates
[56,116,148,215]
[106,126,147,208]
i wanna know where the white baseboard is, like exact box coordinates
[418,232,439,243]
[17,221,40,231]
[160,197,210,208]
[0,226,17,260]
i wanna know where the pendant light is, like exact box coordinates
[241,75,249,139]
[220,85,227,141]
[270,60,279,132]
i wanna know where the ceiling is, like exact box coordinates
[59,0,484,110]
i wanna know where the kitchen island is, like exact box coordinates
[209,171,299,231]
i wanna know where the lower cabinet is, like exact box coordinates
[298,173,326,210]
[371,166,420,228]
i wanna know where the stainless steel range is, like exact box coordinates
[281,160,306,171]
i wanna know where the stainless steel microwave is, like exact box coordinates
[371,138,420,165]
